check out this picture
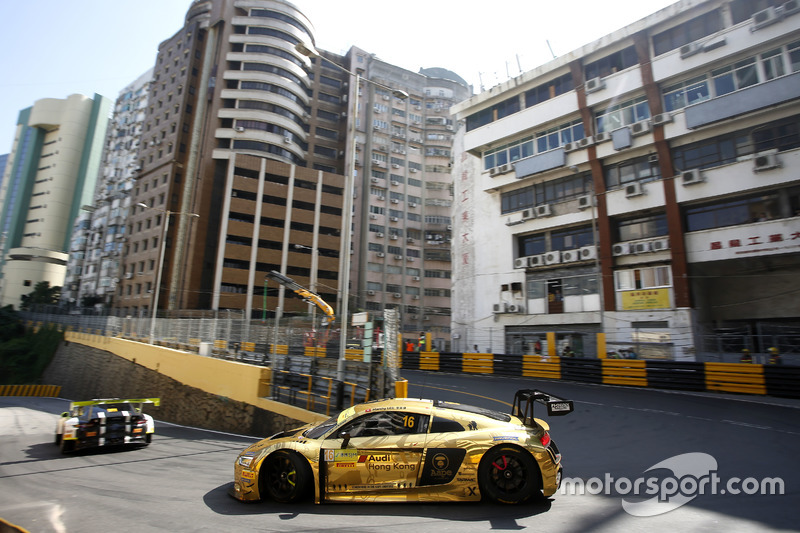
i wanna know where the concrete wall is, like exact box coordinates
[43,332,326,437]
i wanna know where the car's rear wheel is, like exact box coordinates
[55,433,62,445]
[261,450,312,503]
[478,446,541,504]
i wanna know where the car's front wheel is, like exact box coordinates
[261,450,312,503]
[478,445,541,504]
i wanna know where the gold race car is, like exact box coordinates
[230,389,572,504]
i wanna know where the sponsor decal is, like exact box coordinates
[324,449,360,463]
[352,483,396,490]
[241,470,255,480]
[492,435,519,442]
[550,402,571,412]
[335,462,355,468]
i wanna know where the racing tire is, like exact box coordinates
[145,433,152,444]
[60,438,76,454]
[55,433,62,445]
[478,445,541,504]
[261,450,313,503]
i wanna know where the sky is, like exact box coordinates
[0,0,679,154]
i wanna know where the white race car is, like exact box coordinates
[55,398,160,453]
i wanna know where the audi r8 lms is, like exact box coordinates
[55,398,160,453]
[230,389,572,504]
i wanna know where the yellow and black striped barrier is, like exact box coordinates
[398,351,798,398]
[0,384,62,397]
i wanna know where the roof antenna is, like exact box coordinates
[546,40,557,60]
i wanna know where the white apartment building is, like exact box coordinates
[451,0,800,359]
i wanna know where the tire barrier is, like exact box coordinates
[399,352,799,399]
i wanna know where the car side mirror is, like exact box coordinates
[61,412,69,418]
[340,431,351,448]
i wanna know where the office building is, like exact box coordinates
[0,93,111,309]
[451,0,800,359]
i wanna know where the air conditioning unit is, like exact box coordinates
[625,182,645,197]
[754,152,780,172]
[514,257,530,269]
[413,295,420,300]
[235,126,245,132]
[751,6,780,31]
[498,163,510,174]
[585,77,605,93]
[577,136,594,148]
[391,180,400,186]
[407,257,415,262]
[371,177,379,183]
[563,142,579,153]
[613,242,631,256]
[580,245,597,260]
[390,234,398,240]
[413,276,420,281]
[367,290,375,296]
[390,216,399,222]
[409,202,417,207]
[536,204,552,217]
[681,168,704,185]
[594,131,611,143]
[507,304,525,313]
[392,164,400,169]
[651,238,670,251]
[410,168,418,173]
[633,241,652,254]
[395,254,403,260]
[631,120,651,136]
[562,250,580,263]
[545,251,561,265]
[410,314,418,320]
[377,252,385,257]
[391,198,399,204]
[393,292,402,298]
[528,254,545,267]
[407,238,415,244]
[283,137,292,144]
[577,195,593,209]
[784,0,800,16]
[370,213,378,220]
[679,42,703,58]
[124,272,133,279]
[376,232,384,238]
[521,208,535,220]
[652,113,673,126]
[493,303,509,313]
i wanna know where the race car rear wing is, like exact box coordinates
[512,389,573,426]
[69,398,161,409]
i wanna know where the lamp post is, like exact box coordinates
[137,203,199,344]
[295,42,407,380]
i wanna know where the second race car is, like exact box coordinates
[230,389,572,504]
[55,398,160,453]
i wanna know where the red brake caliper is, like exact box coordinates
[492,456,509,470]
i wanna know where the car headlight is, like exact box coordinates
[237,455,254,468]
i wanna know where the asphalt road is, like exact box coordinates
[1,372,798,532]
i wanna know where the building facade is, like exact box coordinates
[0,93,111,309]
[451,0,800,359]
[112,0,470,349]
[62,70,153,309]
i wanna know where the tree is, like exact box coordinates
[19,281,62,310]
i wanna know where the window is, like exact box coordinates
[596,96,649,133]
[336,411,429,438]
[652,9,723,56]
[604,155,661,189]
[551,226,594,251]
[615,213,668,241]
[711,58,758,96]
[685,193,781,232]
[615,266,671,291]
[663,76,710,112]
[584,46,638,80]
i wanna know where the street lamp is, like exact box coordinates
[295,42,407,380]
[137,202,199,344]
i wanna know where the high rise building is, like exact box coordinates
[112,0,470,348]
[62,70,153,309]
[0,93,111,309]
[451,0,800,358]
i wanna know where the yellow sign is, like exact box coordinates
[621,288,670,310]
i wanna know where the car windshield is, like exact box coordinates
[303,414,341,439]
